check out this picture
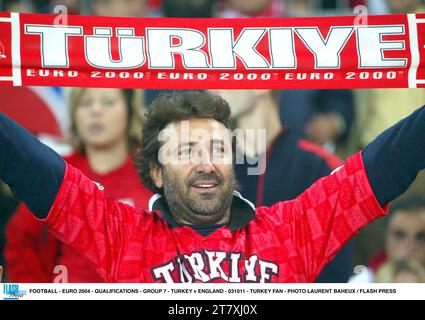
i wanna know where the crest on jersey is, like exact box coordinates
[94,181,104,191]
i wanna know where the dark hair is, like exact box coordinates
[387,195,425,227]
[391,196,425,216]
[136,91,232,193]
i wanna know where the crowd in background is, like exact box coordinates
[0,0,425,283]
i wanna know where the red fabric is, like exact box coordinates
[5,152,152,283]
[298,139,343,170]
[42,152,387,283]
[0,12,423,89]
[0,87,63,137]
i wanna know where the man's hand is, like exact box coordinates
[0,266,3,283]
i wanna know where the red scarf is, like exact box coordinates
[0,12,424,89]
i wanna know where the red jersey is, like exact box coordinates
[41,152,387,283]
[5,152,153,283]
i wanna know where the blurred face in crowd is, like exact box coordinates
[286,0,313,16]
[92,0,147,17]
[212,90,257,120]
[51,0,81,10]
[6,1,35,13]
[386,210,425,266]
[74,88,129,150]
[229,0,272,15]
[385,0,422,14]
[151,118,236,225]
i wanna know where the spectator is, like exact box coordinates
[2,0,36,13]
[217,0,356,156]
[5,88,153,283]
[280,2,355,154]
[49,0,82,15]
[279,90,354,154]
[284,0,313,16]
[350,196,425,282]
[91,0,148,17]
[218,0,286,18]
[386,0,424,14]
[161,0,216,17]
[375,260,425,283]
[370,197,425,272]
[214,89,354,283]
[367,0,389,14]
[352,0,425,267]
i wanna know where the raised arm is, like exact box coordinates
[0,112,142,281]
[268,105,425,282]
[362,105,425,206]
[0,112,65,218]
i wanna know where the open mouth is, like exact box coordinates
[190,181,219,191]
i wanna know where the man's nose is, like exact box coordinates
[195,149,215,174]
[404,237,418,253]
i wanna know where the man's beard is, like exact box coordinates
[162,170,238,225]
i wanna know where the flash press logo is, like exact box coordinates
[3,284,27,300]
[0,41,6,59]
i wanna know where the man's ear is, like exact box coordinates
[150,163,164,189]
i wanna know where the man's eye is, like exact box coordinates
[178,148,191,157]
[212,145,224,154]
[393,230,407,240]
[416,231,425,243]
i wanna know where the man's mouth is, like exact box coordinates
[190,181,219,191]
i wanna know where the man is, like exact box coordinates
[352,0,425,268]
[4,88,152,283]
[350,196,425,283]
[215,89,351,282]
[371,196,425,272]
[0,91,424,283]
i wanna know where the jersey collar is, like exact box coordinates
[148,191,256,231]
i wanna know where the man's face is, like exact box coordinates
[152,118,236,225]
[386,210,425,266]
[385,0,422,14]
